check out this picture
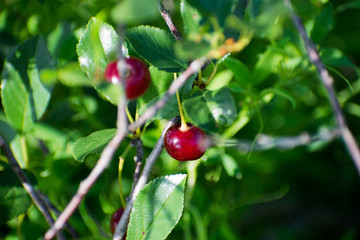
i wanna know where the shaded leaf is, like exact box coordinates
[224,57,252,86]
[186,0,232,27]
[77,17,123,105]
[310,4,334,44]
[0,165,31,224]
[183,94,217,132]
[260,88,296,109]
[203,88,237,126]
[127,174,187,240]
[125,26,188,72]
[1,36,54,133]
[180,0,201,39]
[72,129,116,162]
[320,48,354,67]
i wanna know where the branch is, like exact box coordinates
[284,0,360,175]
[44,60,129,239]
[113,116,180,240]
[221,128,340,152]
[160,2,183,41]
[129,57,207,132]
[130,138,144,191]
[0,137,66,240]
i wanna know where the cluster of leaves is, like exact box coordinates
[1,0,360,239]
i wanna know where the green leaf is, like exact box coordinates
[111,0,159,25]
[57,62,92,87]
[252,47,284,84]
[186,0,232,27]
[203,88,237,126]
[1,36,54,133]
[320,48,354,67]
[207,71,234,91]
[180,0,201,39]
[125,26,188,72]
[72,129,116,162]
[138,66,174,109]
[77,17,123,105]
[127,174,187,240]
[138,93,180,122]
[0,165,31,224]
[221,154,242,179]
[183,94,217,132]
[310,4,334,44]
[0,114,26,167]
[223,57,252,86]
[260,88,296,109]
[249,1,288,39]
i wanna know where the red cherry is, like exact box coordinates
[110,207,126,238]
[104,57,151,100]
[164,123,208,161]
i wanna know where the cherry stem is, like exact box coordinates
[125,104,134,124]
[118,144,131,208]
[118,157,126,208]
[174,73,188,131]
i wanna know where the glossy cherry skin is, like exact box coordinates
[110,207,126,238]
[164,123,208,161]
[104,57,151,100]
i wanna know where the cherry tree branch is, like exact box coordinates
[44,55,129,239]
[44,57,207,239]
[284,0,360,175]
[0,137,66,240]
[113,116,180,240]
[129,57,207,132]
[220,127,340,152]
[130,138,144,195]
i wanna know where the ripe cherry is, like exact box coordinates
[110,207,126,238]
[164,123,208,161]
[104,57,151,100]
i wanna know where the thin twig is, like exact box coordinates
[160,2,183,41]
[39,192,78,239]
[220,127,340,152]
[0,137,66,240]
[284,0,360,175]
[113,116,180,240]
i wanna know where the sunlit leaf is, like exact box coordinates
[1,36,54,133]
[72,129,117,162]
[127,174,187,240]
[125,26,188,72]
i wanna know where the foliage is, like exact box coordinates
[0,0,360,239]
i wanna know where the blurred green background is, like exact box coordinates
[0,0,360,239]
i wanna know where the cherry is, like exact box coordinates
[104,57,151,100]
[164,123,208,161]
[110,207,126,238]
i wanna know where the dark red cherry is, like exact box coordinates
[104,57,151,100]
[164,123,208,161]
[110,207,126,238]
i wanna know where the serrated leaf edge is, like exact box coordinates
[128,174,187,240]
